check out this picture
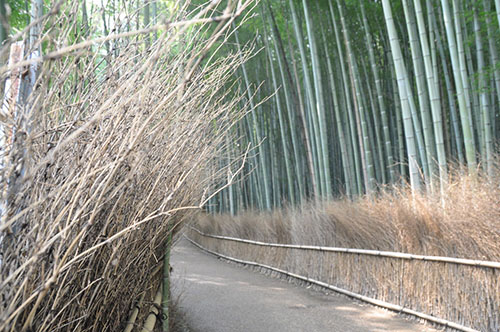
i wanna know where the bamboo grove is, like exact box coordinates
[209,0,500,214]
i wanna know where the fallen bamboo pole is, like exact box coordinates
[185,235,480,332]
[189,227,500,269]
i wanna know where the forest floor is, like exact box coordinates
[170,238,441,332]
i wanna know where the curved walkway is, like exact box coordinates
[171,238,440,332]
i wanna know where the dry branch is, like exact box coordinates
[0,1,256,331]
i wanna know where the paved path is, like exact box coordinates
[171,238,440,332]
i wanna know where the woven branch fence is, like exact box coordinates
[187,227,499,332]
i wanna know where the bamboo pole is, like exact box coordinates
[266,2,305,202]
[140,286,163,332]
[338,0,375,194]
[302,0,332,199]
[288,0,320,198]
[123,293,145,332]
[234,24,272,211]
[402,0,436,190]
[360,1,395,184]
[382,0,422,192]
[414,0,448,195]
[189,227,500,269]
[321,28,353,197]
[440,0,477,171]
[263,21,296,205]
[328,2,363,195]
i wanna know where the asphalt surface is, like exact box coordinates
[171,238,440,332]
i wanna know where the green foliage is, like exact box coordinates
[8,0,29,32]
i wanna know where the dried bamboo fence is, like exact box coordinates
[187,227,499,332]
[0,1,257,331]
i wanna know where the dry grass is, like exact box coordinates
[0,1,255,331]
[198,164,500,260]
[194,163,500,331]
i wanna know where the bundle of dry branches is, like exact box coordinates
[0,1,255,331]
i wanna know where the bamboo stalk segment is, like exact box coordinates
[140,286,163,332]
[189,227,500,269]
[124,293,146,332]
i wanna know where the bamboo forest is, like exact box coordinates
[0,1,498,332]
[208,0,500,213]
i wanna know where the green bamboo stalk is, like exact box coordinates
[0,0,6,45]
[484,0,500,120]
[329,1,363,195]
[473,7,493,176]
[360,54,385,184]
[382,0,422,191]
[303,0,331,199]
[234,26,272,210]
[288,0,321,198]
[287,26,318,198]
[360,2,394,184]
[264,26,296,205]
[402,0,437,190]
[266,3,304,202]
[339,1,377,194]
[152,0,157,40]
[268,104,281,207]
[441,0,477,171]
[453,0,476,152]
[495,0,500,29]
[414,0,448,192]
[430,2,464,163]
[321,28,353,197]
[226,134,235,216]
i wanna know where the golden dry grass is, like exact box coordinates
[198,164,500,260]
